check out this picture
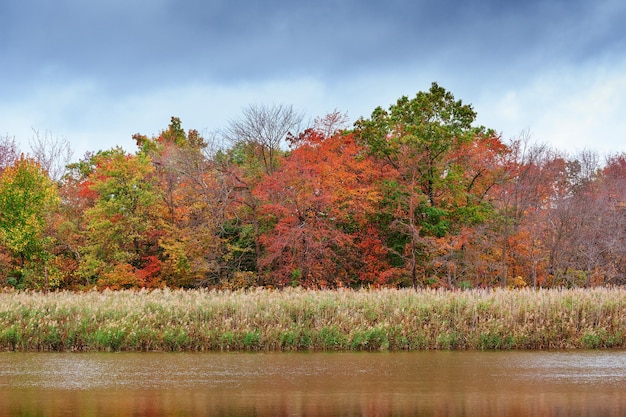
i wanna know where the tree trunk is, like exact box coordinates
[501,235,508,288]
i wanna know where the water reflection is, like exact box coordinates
[1,351,625,416]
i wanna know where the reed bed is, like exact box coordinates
[1,287,625,352]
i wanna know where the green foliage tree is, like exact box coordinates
[79,148,164,288]
[354,82,503,287]
[0,156,60,287]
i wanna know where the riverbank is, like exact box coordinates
[1,287,624,351]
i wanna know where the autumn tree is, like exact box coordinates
[597,153,626,284]
[354,82,503,287]
[0,156,60,288]
[530,150,593,287]
[78,148,165,288]
[546,152,626,287]
[255,120,385,287]
[135,117,238,287]
[487,133,566,287]
[214,105,304,285]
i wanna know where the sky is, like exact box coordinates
[1,0,625,160]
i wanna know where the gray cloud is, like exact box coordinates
[4,0,621,90]
[2,0,625,155]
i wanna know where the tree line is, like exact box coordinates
[1,83,625,290]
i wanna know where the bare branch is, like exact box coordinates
[223,103,304,174]
[29,129,74,181]
[0,134,20,171]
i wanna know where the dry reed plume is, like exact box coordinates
[1,287,625,351]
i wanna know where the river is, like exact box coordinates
[1,350,625,416]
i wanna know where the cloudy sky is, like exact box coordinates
[1,0,625,159]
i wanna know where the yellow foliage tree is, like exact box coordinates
[0,156,60,288]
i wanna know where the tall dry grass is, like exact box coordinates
[1,287,625,351]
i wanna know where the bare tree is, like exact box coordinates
[0,134,20,171]
[312,110,350,138]
[29,129,74,181]
[223,103,304,174]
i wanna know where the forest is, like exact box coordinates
[1,83,625,291]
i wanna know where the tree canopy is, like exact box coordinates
[1,87,624,290]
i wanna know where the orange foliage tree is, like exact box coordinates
[255,120,388,287]
[135,117,236,287]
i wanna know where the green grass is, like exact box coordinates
[1,287,625,352]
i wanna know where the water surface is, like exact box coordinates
[1,350,625,416]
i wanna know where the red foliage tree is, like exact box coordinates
[256,124,387,287]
